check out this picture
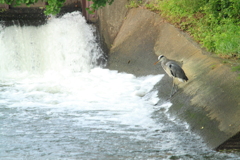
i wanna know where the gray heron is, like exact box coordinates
[154,55,188,97]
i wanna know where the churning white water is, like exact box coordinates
[0,12,239,159]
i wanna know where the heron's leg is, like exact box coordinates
[170,78,175,97]
[174,83,178,93]
[170,78,179,97]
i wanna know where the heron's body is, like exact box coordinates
[159,56,188,82]
[154,55,188,97]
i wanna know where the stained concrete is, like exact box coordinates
[0,2,81,26]
[96,0,240,150]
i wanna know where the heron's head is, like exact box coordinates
[154,55,165,65]
[158,55,165,60]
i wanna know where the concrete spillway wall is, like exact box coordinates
[95,0,240,150]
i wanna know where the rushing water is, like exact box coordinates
[0,12,239,160]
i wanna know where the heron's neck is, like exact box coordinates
[160,57,168,64]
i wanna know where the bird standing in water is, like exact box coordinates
[154,55,188,97]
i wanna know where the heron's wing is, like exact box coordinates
[169,65,177,77]
[166,61,186,78]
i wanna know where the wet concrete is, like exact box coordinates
[96,0,240,150]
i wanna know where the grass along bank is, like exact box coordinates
[146,0,240,59]
[127,0,240,59]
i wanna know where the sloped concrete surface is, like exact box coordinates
[97,3,240,150]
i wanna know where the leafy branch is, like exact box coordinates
[86,0,114,14]
[0,0,115,15]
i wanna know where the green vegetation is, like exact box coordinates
[126,0,240,74]
[0,0,114,15]
[86,0,114,14]
[0,0,65,15]
[125,0,142,8]
[144,0,240,59]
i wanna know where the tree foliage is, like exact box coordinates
[0,0,114,15]
[86,0,114,13]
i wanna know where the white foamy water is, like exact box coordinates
[1,68,163,128]
[0,12,239,159]
[0,11,102,79]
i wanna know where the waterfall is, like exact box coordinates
[0,11,105,79]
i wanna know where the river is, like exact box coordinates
[0,11,239,160]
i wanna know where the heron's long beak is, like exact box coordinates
[154,60,160,65]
